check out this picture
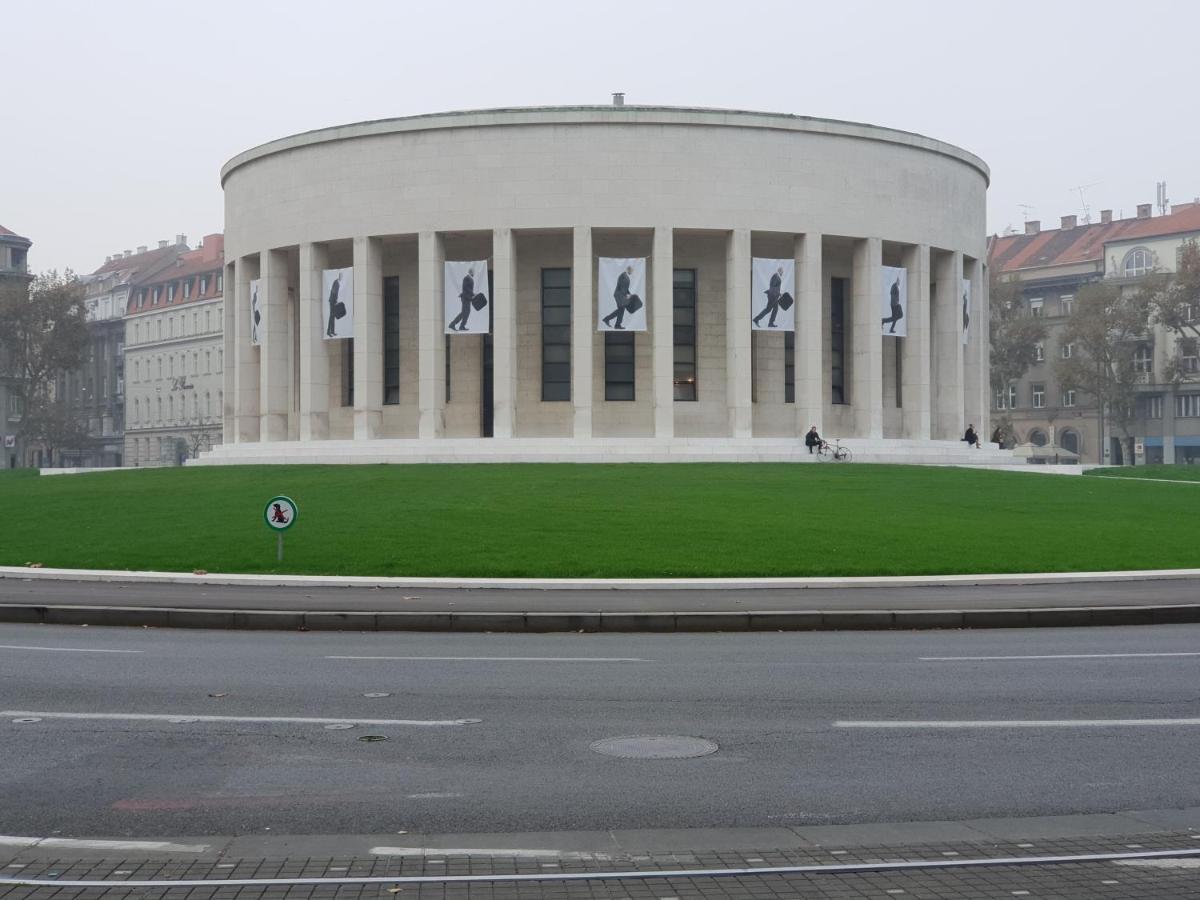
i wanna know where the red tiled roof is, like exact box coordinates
[127,234,224,316]
[990,204,1200,273]
[91,243,186,277]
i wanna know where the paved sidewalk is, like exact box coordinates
[4,810,1200,898]
[2,575,1200,632]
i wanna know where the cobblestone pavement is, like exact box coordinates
[4,832,1199,899]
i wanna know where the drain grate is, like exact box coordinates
[590,735,718,759]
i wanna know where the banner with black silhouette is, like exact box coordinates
[880,266,907,337]
[444,260,490,335]
[598,257,647,332]
[961,277,971,346]
[751,258,795,332]
[321,267,354,340]
[249,278,262,346]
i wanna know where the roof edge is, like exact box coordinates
[220,105,990,187]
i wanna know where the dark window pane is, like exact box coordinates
[383,277,400,405]
[541,268,571,402]
[543,306,571,326]
[606,382,635,401]
[673,269,697,401]
[543,363,571,383]
[543,382,570,401]
[543,344,571,364]
[542,269,571,289]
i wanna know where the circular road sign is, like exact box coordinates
[264,496,299,532]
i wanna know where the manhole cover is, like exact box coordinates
[590,735,718,759]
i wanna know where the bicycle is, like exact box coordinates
[814,438,853,463]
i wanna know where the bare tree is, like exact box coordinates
[0,271,89,462]
[1056,280,1153,465]
[1144,238,1200,384]
[184,417,217,459]
[988,270,1046,445]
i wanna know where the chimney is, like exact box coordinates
[1060,215,1077,230]
[611,92,625,106]
[1025,220,1041,235]
[176,234,187,246]
[123,249,132,258]
[158,240,169,249]
[1137,203,1152,219]
[1101,209,1113,224]
[137,245,147,254]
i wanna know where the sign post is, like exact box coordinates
[263,495,299,563]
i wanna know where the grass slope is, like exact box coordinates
[0,464,1195,577]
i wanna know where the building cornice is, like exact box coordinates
[221,105,990,187]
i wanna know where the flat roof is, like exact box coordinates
[221,105,990,186]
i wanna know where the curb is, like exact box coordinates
[3,603,1198,632]
[3,565,1200,591]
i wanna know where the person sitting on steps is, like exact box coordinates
[963,424,980,448]
[805,425,823,454]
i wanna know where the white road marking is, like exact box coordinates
[836,718,1200,729]
[0,710,478,727]
[1116,858,1200,869]
[0,645,142,655]
[370,847,614,859]
[921,652,1200,661]
[0,835,209,852]
[325,656,649,662]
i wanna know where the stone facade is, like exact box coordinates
[201,106,993,464]
[124,235,225,466]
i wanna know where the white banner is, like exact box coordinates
[249,278,262,346]
[880,266,907,337]
[961,277,971,346]
[598,257,647,332]
[751,258,795,332]
[445,260,490,335]
[322,267,354,340]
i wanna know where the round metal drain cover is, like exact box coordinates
[590,735,718,759]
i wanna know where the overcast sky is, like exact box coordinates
[5,0,1198,274]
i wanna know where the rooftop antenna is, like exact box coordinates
[1069,182,1100,225]
[1157,181,1169,216]
[1018,203,1035,224]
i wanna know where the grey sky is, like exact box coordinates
[5,0,1198,274]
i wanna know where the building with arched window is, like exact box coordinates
[194,105,1008,466]
[990,198,1200,464]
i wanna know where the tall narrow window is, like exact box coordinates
[604,332,636,400]
[895,343,903,407]
[784,331,795,403]
[831,277,846,404]
[444,335,452,401]
[343,340,354,407]
[541,268,572,401]
[673,269,697,401]
[383,276,400,405]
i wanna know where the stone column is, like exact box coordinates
[233,255,261,442]
[933,250,966,441]
[572,226,593,438]
[965,258,989,440]
[222,261,236,445]
[795,232,823,436]
[418,231,446,439]
[652,225,675,438]
[902,243,932,440]
[725,228,752,437]
[851,237,883,439]
[492,228,518,439]
[258,248,290,442]
[1163,386,1177,464]
[298,242,330,441]
[352,236,383,440]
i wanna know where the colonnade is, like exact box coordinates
[223,227,987,446]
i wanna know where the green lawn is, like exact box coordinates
[1085,464,1200,482]
[0,464,1195,577]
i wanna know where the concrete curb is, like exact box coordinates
[3,565,1200,591]
[3,603,1199,632]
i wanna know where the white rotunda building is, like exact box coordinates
[198,105,1005,465]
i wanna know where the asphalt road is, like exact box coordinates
[4,576,1200,613]
[2,622,1200,838]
